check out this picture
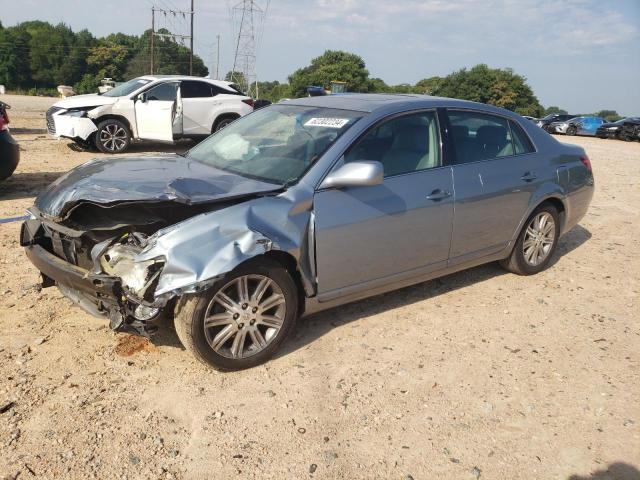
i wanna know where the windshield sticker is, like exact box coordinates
[304,117,350,128]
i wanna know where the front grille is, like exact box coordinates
[50,231,79,266]
[46,106,62,135]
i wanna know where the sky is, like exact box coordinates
[1,0,639,115]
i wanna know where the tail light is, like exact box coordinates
[242,98,254,108]
[580,155,592,174]
[0,109,8,130]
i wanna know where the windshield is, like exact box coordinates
[187,104,365,184]
[103,78,152,97]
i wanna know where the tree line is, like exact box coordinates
[0,22,621,120]
[0,21,207,95]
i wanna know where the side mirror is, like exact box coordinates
[137,92,147,103]
[321,161,383,189]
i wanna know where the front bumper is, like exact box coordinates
[47,108,97,140]
[21,221,159,335]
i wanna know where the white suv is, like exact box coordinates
[46,75,254,153]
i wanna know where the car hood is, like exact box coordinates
[53,94,118,110]
[34,155,282,220]
[599,122,621,128]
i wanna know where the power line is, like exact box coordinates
[150,3,194,75]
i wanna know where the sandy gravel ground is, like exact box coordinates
[0,95,638,480]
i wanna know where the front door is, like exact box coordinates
[135,81,180,141]
[314,111,454,301]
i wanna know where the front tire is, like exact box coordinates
[174,259,298,370]
[566,125,577,136]
[95,119,131,153]
[500,204,560,275]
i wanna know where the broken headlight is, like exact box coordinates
[63,106,98,117]
[100,243,164,300]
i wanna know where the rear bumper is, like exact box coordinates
[0,130,20,179]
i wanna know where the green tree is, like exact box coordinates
[432,64,543,117]
[0,24,32,87]
[594,110,621,122]
[415,76,443,95]
[368,77,389,93]
[544,106,568,116]
[288,50,371,97]
[256,80,291,102]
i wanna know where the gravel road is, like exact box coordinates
[1,95,638,480]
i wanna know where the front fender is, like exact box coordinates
[136,187,315,300]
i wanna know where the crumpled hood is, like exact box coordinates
[34,155,282,220]
[53,94,118,110]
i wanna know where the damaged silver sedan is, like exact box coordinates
[22,95,594,369]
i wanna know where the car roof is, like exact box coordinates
[138,75,237,88]
[281,93,517,115]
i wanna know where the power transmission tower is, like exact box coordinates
[231,0,269,97]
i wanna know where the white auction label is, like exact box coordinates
[304,117,350,128]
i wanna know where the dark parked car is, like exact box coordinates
[537,113,576,132]
[0,100,20,181]
[594,118,640,139]
[619,118,640,141]
[596,118,626,139]
[22,94,594,370]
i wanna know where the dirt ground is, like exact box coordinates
[0,94,638,480]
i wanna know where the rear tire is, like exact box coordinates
[95,119,131,153]
[500,204,560,276]
[213,115,238,133]
[174,258,298,370]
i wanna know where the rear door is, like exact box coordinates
[446,110,543,265]
[314,110,454,300]
[134,81,180,141]
[181,80,216,135]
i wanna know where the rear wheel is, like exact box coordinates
[95,119,131,153]
[174,259,298,370]
[213,115,238,132]
[500,204,560,275]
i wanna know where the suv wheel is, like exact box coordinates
[500,204,560,275]
[174,259,298,370]
[95,119,131,153]
[213,116,237,132]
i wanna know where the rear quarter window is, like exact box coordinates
[509,120,535,154]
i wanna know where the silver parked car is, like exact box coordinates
[21,95,594,370]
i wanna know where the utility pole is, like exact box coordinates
[189,0,194,75]
[216,34,220,79]
[150,7,155,74]
[150,5,193,76]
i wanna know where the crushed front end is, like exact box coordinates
[20,208,169,336]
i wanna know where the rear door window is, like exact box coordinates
[447,110,514,164]
[181,80,213,98]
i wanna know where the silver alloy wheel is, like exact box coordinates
[523,212,556,266]
[203,274,286,359]
[99,123,127,152]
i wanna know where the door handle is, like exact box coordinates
[521,172,538,182]
[426,189,452,201]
